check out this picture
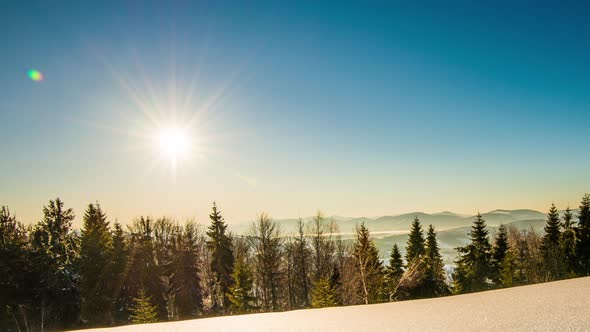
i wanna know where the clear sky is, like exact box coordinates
[1,1,589,227]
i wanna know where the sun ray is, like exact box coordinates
[89,34,263,182]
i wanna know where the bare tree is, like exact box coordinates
[309,212,336,283]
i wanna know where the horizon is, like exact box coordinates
[4,199,584,229]
[2,2,590,226]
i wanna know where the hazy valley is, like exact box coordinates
[230,209,574,263]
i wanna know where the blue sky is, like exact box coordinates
[1,1,589,226]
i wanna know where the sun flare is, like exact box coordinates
[158,127,191,161]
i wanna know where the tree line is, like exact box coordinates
[1,194,589,331]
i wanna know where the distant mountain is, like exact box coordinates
[229,208,556,235]
[228,208,570,263]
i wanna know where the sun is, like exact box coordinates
[158,127,191,161]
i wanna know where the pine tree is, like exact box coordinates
[109,222,130,324]
[127,217,165,320]
[422,225,448,297]
[30,198,80,330]
[310,277,337,308]
[79,202,113,326]
[386,244,404,283]
[560,207,577,275]
[541,204,561,249]
[491,224,509,286]
[0,206,32,331]
[453,213,492,293]
[129,288,159,324]
[383,243,404,301]
[576,194,590,274]
[171,222,203,318]
[405,217,425,264]
[227,257,256,314]
[206,202,234,312]
[353,222,383,304]
[540,204,564,280]
[499,249,518,287]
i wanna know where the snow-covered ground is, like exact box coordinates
[75,277,590,332]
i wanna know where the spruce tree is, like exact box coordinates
[206,202,234,312]
[129,288,159,324]
[422,225,448,297]
[405,217,425,264]
[227,257,256,313]
[109,222,130,324]
[0,207,32,331]
[540,204,564,279]
[383,243,404,301]
[171,222,203,318]
[30,198,80,330]
[311,277,337,308]
[79,202,113,326]
[491,224,509,286]
[576,194,590,274]
[127,217,165,320]
[353,222,383,304]
[386,244,404,282]
[560,207,577,275]
[453,213,492,293]
[499,249,518,287]
[541,204,561,249]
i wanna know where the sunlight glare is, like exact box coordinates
[158,127,190,160]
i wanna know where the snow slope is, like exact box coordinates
[75,277,590,332]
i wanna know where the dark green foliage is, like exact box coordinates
[109,222,131,324]
[353,222,383,304]
[540,204,565,279]
[560,207,577,275]
[227,256,256,313]
[491,225,509,286]
[79,203,113,326]
[206,203,234,312]
[499,249,518,287]
[127,217,166,320]
[422,225,449,297]
[383,243,404,299]
[576,194,590,274]
[3,194,590,329]
[542,204,561,247]
[405,217,425,264]
[453,213,493,293]
[387,244,404,279]
[311,277,337,308]
[30,198,80,330]
[171,222,203,318]
[129,288,159,324]
[395,225,448,300]
[0,207,32,332]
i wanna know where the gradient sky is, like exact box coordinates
[1,1,589,227]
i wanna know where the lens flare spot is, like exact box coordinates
[28,69,44,82]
